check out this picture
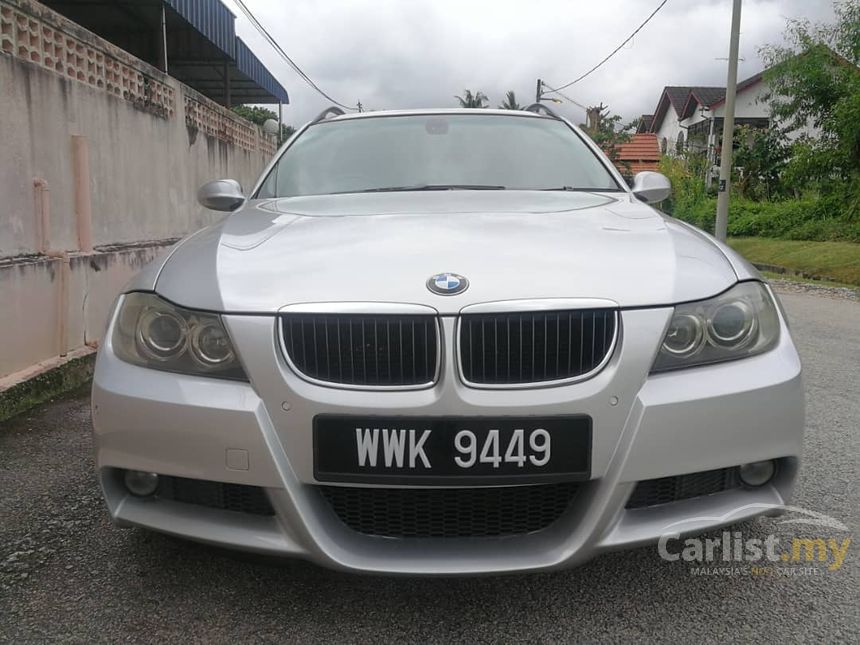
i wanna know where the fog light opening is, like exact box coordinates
[124,470,160,497]
[738,460,776,487]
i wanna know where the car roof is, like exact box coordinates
[321,108,553,123]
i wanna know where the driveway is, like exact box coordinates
[1,287,857,643]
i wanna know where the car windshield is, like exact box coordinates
[256,113,622,198]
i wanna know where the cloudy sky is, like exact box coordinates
[227,0,835,126]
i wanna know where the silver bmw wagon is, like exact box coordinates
[92,107,804,575]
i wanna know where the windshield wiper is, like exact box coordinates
[354,184,507,193]
[541,186,625,192]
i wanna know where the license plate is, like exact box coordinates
[314,415,591,485]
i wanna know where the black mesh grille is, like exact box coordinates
[319,483,581,538]
[625,468,739,509]
[460,309,617,385]
[157,476,274,516]
[282,314,437,387]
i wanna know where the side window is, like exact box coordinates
[660,137,668,154]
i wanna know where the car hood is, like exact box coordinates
[155,191,738,314]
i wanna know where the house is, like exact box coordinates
[643,70,795,165]
[611,133,661,178]
[635,114,654,133]
[640,49,847,177]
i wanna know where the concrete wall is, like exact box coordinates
[0,0,275,380]
[0,245,172,378]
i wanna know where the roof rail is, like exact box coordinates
[524,103,561,119]
[311,106,346,124]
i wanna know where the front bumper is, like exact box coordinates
[91,298,804,575]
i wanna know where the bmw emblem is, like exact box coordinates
[427,272,469,296]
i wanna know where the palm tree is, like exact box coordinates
[455,89,489,109]
[498,90,521,110]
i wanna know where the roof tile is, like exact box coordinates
[614,133,661,161]
[605,133,662,175]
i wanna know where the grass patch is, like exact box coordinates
[728,237,860,286]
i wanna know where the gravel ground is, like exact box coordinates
[1,287,858,644]
[766,277,859,302]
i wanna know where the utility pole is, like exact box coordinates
[536,79,543,103]
[357,101,363,113]
[715,0,742,241]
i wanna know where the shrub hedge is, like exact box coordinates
[658,155,860,243]
[669,197,860,242]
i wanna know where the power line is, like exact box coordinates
[233,0,354,109]
[539,82,588,111]
[232,0,356,110]
[552,0,670,92]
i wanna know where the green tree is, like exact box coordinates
[759,0,860,205]
[232,105,275,125]
[498,90,521,110]
[232,105,296,140]
[455,90,489,108]
[733,125,790,200]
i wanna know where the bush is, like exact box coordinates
[669,197,717,233]
[670,195,860,242]
[661,151,860,242]
[726,199,812,237]
[658,154,710,218]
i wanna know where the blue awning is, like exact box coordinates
[164,0,289,104]
[235,37,289,104]
[165,0,236,57]
[42,0,289,105]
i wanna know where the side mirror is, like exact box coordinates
[631,171,671,204]
[197,179,245,212]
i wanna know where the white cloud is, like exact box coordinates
[228,0,836,126]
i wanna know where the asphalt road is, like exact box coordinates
[1,287,858,644]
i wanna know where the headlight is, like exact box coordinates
[112,292,247,380]
[652,282,780,373]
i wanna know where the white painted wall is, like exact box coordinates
[654,111,683,156]
[719,82,819,141]
[711,81,771,119]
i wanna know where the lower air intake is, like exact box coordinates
[625,467,739,509]
[157,476,274,516]
[319,483,581,538]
